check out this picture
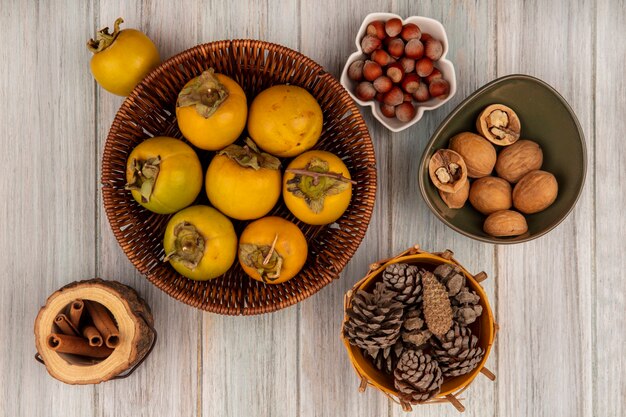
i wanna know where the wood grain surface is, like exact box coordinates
[0,1,623,416]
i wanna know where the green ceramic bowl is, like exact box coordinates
[419,74,587,244]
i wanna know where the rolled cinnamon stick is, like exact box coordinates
[47,333,114,358]
[54,314,78,336]
[84,300,120,348]
[69,299,84,328]
[82,325,103,347]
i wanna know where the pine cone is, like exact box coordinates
[382,263,422,306]
[401,309,432,348]
[365,340,404,374]
[433,264,465,296]
[431,324,485,377]
[422,271,453,336]
[452,287,483,326]
[394,349,443,403]
[343,282,404,356]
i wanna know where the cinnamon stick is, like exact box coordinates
[54,314,78,336]
[84,300,120,348]
[47,333,114,358]
[82,326,103,347]
[69,299,84,329]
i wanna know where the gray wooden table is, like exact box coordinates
[1,1,624,416]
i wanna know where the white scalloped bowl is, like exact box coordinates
[340,13,457,132]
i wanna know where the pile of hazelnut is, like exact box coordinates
[348,18,451,122]
[428,103,559,237]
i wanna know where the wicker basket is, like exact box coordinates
[342,245,496,412]
[101,40,376,315]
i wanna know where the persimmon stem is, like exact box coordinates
[263,234,279,266]
[286,168,356,185]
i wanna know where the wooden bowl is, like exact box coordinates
[342,245,496,412]
[102,40,377,315]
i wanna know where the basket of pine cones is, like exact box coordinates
[341,244,496,412]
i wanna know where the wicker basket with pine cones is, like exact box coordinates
[342,245,497,412]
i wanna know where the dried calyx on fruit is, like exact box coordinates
[285,157,355,214]
[176,69,229,118]
[239,234,284,283]
[87,17,123,53]
[163,222,205,270]
[218,138,280,170]
[431,324,485,377]
[476,104,521,146]
[428,149,468,193]
[394,349,443,403]
[125,156,160,202]
[344,282,404,356]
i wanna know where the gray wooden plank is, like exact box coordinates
[495,1,595,417]
[95,2,200,417]
[298,2,393,417]
[0,1,97,416]
[388,2,498,416]
[594,1,626,416]
[198,2,300,417]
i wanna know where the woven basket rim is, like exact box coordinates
[341,246,496,409]
[101,39,377,315]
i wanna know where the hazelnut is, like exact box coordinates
[366,21,386,40]
[404,39,424,59]
[383,86,404,106]
[373,76,393,93]
[387,38,405,58]
[401,73,420,93]
[361,35,382,54]
[412,81,430,102]
[380,103,396,118]
[469,176,512,215]
[428,149,468,193]
[371,49,392,66]
[483,210,528,237]
[428,79,450,99]
[385,18,403,37]
[448,132,497,178]
[439,178,470,209]
[395,102,416,122]
[399,57,415,73]
[495,140,543,183]
[401,23,421,41]
[512,170,558,214]
[416,58,434,77]
[347,60,364,81]
[476,103,521,146]
[424,39,443,60]
[386,62,404,83]
[355,81,376,101]
[425,68,442,84]
[363,60,382,81]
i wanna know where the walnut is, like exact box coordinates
[428,149,468,193]
[448,132,497,178]
[495,140,543,183]
[438,179,469,209]
[469,176,512,215]
[512,170,558,214]
[483,210,528,237]
[476,104,521,146]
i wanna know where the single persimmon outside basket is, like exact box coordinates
[101,40,377,315]
[342,245,496,412]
